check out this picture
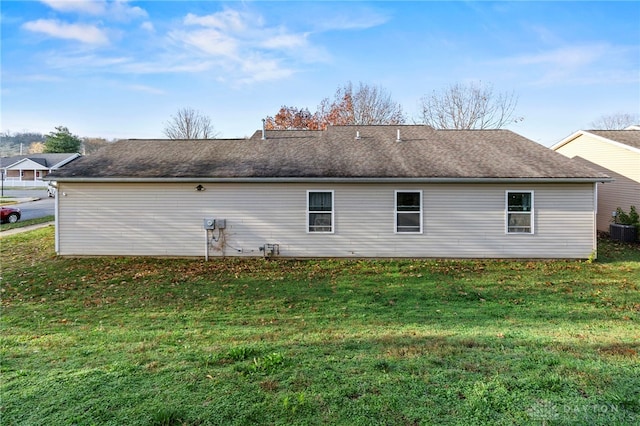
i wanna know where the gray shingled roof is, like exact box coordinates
[586,130,640,149]
[0,153,79,168]
[48,126,610,182]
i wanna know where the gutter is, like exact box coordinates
[45,176,614,184]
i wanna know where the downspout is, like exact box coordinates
[54,183,60,254]
[205,229,209,261]
[593,182,598,259]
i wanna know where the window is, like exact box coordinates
[308,191,333,233]
[395,191,422,233]
[506,191,533,233]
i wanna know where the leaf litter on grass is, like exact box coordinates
[1,228,639,425]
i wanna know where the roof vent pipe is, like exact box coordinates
[355,130,360,140]
[396,129,401,142]
[261,119,266,140]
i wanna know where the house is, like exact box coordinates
[0,153,81,187]
[46,125,610,259]
[551,127,640,233]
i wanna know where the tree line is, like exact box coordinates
[1,79,636,151]
[0,127,110,156]
[164,80,638,139]
[163,80,521,138]
[262,81,520,131]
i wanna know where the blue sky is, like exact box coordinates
[1,1,639,146]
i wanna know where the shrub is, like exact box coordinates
[613,206,639,227]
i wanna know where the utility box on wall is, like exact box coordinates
[203,218,226,230]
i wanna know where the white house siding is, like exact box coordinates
[56,182,596,259]
[554,134,640,232]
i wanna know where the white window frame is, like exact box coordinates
[395,190,423,234]
[307,190,334,233]
[505,190,534,234]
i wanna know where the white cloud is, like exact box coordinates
[121,58,215,74]
[23,19,109,45]
[496,43,638,86]
[169,28,239,58]
[168,8,313,83]
[40,0,147,20]
[109,1,147,20]
[183,10,248,32]
[41,52,130,69]
[40,0,106,15]
[507,44,607,69]
[125,84,164,95]
[2,73,65,83]
[141,21,154,32]
[19,5,374,85]
[261,33,309,50]
[312,8,390,31]
[238,55,295,84]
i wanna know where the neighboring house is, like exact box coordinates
[0,153,81,187]
[46,125,610,259]
[551,127,640,233]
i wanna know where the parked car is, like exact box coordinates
[1,206,21,224]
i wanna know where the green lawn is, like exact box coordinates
[1,228,638,425]
[0,215,54,232]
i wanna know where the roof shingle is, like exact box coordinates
[0,153,78,168]
[48,126,609,181]
[586,129,640,149]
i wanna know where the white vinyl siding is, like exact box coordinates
[554,134,640,232]
[395,190,422,233]
[55,182,597,259]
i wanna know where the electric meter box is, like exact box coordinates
[203,218,216,229]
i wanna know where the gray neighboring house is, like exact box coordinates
[1,153,81,187]
[46,125,610,259]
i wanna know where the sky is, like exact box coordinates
[1,0,639,146]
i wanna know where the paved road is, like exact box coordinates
[2,189,54,221]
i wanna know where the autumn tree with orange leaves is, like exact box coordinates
[266,106,321,130]
[264,82,405,130]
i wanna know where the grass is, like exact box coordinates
[0,215,55,232]
[0,197,17,206]
[1,228,639,425]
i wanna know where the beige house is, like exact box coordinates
[551,127,640,233]
[46,126,610,259]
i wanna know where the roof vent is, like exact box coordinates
[261,119,266,140]
[355,130,361,140]
[396,129,401,142]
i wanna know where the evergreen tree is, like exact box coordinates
[43,126,82,153]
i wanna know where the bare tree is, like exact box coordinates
[590,112,639,130]
[163,107,218,139]
[317,81,405,128]
[418,81,522,129]
[350,82,406,125]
